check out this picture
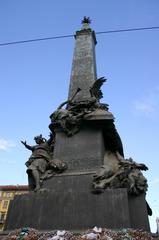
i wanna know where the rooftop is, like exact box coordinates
[0,185,29,190]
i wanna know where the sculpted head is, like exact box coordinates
[34,134,44,144]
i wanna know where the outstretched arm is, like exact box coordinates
[21,140,34,151]
[47,133,54,145]
[57,88,81,110]
[57,100,69,110]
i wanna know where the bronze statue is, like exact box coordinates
[49,77,109,137]
[93,152,148,196]
[21,134,54,192]
[49,87,83,136]
[90,77,106,100]
[82,16,91,24]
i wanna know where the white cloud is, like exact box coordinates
[0,138,16,151]
[135,101,155,115]
[134,87,159,117]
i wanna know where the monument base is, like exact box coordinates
[4,174,150,231]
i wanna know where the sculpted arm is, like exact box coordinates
[57,100,69,110]
[47,133,54,145]
[57,88,81,110]
[21,140,34,151]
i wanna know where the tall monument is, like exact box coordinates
[5,18,151,231]
[68,17,97,101]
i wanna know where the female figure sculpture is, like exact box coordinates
[21,134,53,191]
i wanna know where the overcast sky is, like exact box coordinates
[0,0,159,232]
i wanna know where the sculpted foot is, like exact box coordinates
[34,186,41,192]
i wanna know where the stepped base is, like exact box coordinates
[5,174,150,231]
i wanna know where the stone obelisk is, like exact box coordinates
[52,19,106,172]
[68,17,97,101]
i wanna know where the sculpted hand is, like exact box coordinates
[25,161,30,167]
[21,140,27,146]
[139,163,148,171]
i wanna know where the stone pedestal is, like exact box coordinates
[53,125,105,171]
[5,174,150,231]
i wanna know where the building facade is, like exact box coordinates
[0,185,29,231]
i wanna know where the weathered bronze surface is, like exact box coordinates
[93,151,148,195]
[82,16,91,24]
[49,77,109,137]
[21,134,67,192]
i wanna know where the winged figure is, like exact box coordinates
[90,77,107,100]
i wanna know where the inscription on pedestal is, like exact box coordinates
[54,126,105,171]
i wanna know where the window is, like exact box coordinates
[6,192,10,198]
[3,201,8,209]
